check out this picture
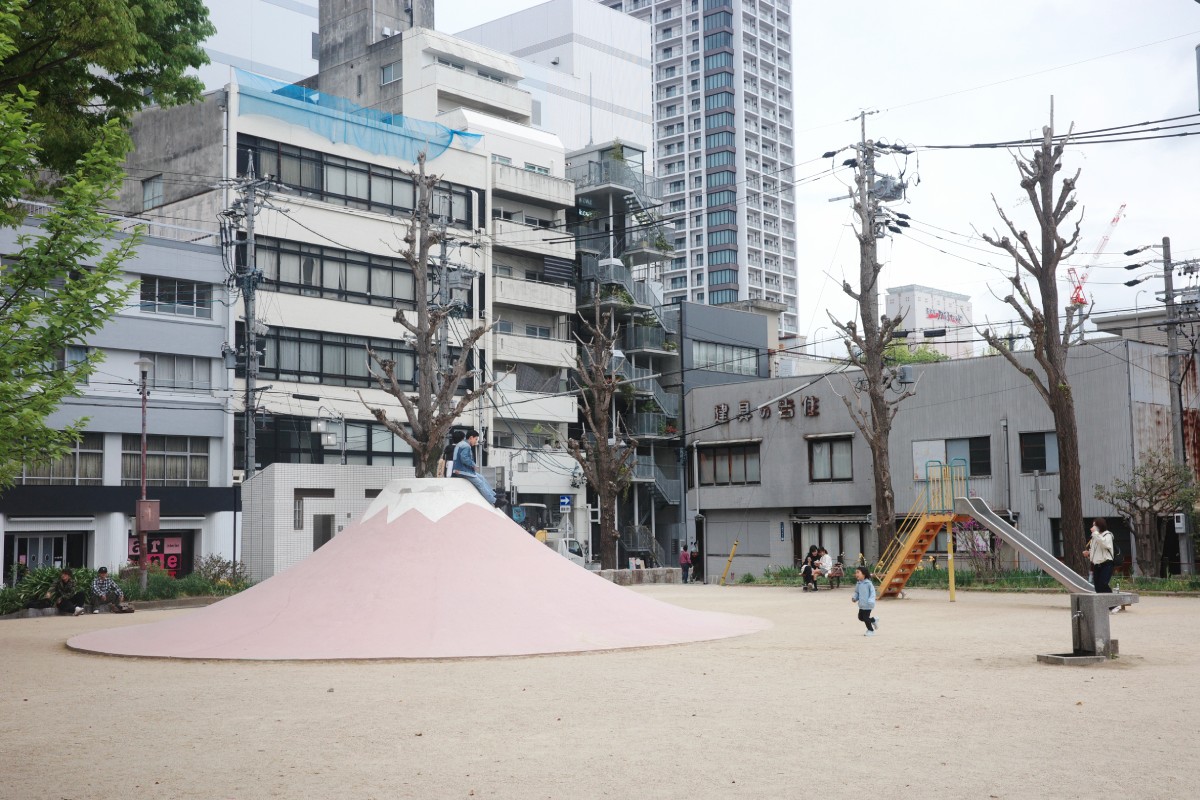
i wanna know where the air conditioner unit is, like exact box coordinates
[232,470,245,485]
[381,26,395,38]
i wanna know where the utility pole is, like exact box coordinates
[1163,237,1185,470]
[1161,236,1196,573]
[221,164,273,481]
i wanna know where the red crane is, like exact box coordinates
[1069,203,1127,306]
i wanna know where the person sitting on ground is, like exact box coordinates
[437,430,465,478]
[90,567,125,613]
[452,429,497,505]
[29,569,87,616]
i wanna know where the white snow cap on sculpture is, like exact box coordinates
[364,478,502,524]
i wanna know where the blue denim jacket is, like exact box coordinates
[852,578,876,610]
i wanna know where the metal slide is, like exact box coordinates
[954,496,1094,594]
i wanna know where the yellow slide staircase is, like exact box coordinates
[874,462,968,598]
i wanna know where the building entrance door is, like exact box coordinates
[16,535,67,570]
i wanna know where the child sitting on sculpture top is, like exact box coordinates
[452,429,497,506]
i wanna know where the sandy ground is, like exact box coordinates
[1,586,1196,800]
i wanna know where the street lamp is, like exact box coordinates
[133,357,157,589]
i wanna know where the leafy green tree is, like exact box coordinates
[0,0,213,175]
[0,4,139,488]
[884,342,948,365]
[1094,450,1200,577]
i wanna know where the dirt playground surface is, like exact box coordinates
[0,586,1195,800]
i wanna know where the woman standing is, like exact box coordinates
[1083,517,1116,594]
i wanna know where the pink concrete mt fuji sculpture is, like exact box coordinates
[68,479,768,660]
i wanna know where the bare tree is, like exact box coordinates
[1094,449,1199,577]
[978,123,1090,575]
[830,136,913,554]
[361,152,502,478]
[566,302,637,570]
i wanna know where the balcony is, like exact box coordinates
[491,217,574,260]
[494,275,575,315]
[493,332,576,369]
[567,160,663,203]
[491,163,574,208]
[623,325,678,355]
[494,380,577,424]
[625,411,674,439]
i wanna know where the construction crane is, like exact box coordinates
[1070,203,1127,306]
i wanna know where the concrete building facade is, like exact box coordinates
[0,215,235,579]
[114,6,590,577]
[456,0,655,151]
[683,339,1195,581]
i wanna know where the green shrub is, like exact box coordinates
[738,572,757,584]
[0,587,21,615]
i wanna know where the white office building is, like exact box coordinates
[456,0,654,151]
[885,284,975,360]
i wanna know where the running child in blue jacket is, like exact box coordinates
[851,566,878,637]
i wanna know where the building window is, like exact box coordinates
[704,92,734,110]
[524,162,550,175]
[141,352,212,391]
[525,324,551,339]
[708,268,737,285]
[704,72,734,91]
[141,175,164,211]
[692,340,757,375]
[707,209,737,226]
[1019,431,1059,474]
[707,190,736,207]
[705,112,735,130]
[706,151,735,169]
[139,276,213,319]
[705,52,733,70]
[491,154,512,166]
[947,436,991,477]
[255,236,415,309]
[703,31,732,50]
[121,435,210,487]
[706,131,735,149]
[708,288,738,304]
[708,230,738,247]
[238,135,476,225]
[708,249,737,265]
[55,345,89,384]
[810,437,853,482]
[670,276,687,289]
[437,57,466,71]
[20,432,104,485]
[706,171,735,188]
[698,444,760,486]
[380,61,401,85]
[248,323,416,390]
[668,180,685,193]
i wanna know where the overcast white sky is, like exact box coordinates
[443,1,1200,353]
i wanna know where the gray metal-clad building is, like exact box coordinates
[684,338,1191,581]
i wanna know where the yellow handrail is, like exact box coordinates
[875,486,928,576]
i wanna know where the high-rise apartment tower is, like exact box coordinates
[608,0,798,334]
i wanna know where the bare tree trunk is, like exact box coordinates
[979,121,1089,576]
[567,300,636,571]
[359,152,502,477]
